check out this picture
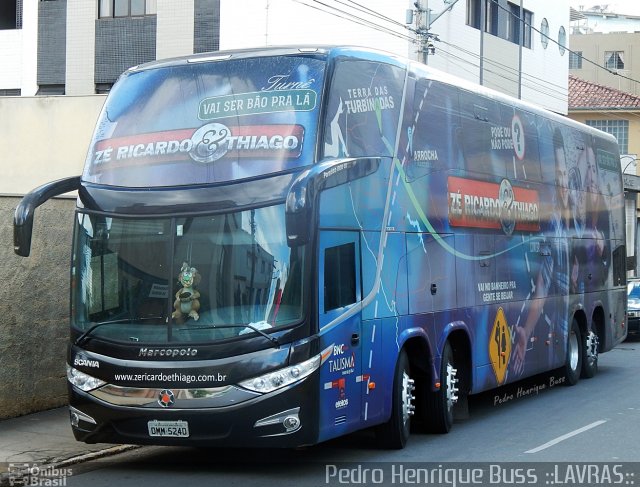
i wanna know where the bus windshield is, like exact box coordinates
[71,204,304,344]
[83,55,326,187]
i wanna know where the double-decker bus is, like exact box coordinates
[14,46,627,449]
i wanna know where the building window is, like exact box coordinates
[0,0,19,30]
[485,0,499,36]
[0,89,21,96]
[36,85,65,95]
[98,0,156,18]
[540,18,549,49]
[467,0,481,29]
[604,51,625,70]
[569,51,583,69]
[558,26,566,55]
[95,83,113,94]
[507,2,532,48]
[467,0,531,48]
[467,0,497,33]
[586,119,629,154]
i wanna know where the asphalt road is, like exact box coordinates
[63,336,640,486]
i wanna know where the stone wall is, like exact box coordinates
[0,196,76,419]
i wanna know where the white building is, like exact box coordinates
[1,0,569,113]
[220,0,570,114]
[570,5,640,34]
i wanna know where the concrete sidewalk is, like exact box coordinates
[0,407,138,485]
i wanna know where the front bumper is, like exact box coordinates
[68,371,320,448]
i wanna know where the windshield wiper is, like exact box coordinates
[74,319,128,347]
[179,323,280,348]
[74,317,163,347]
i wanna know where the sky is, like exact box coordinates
[569,1,640,15]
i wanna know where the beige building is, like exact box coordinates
[567,75,640,274]
[569,31,640,96]
[568,74,640,164]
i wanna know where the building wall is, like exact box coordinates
[194,0,220,53]
[219,0,411,60]
[38,0,66,88]
[0,30,23,92]
[4,0,566,111]
[66,0,96,95]
[219,0,569,114]
[0,95,104,418]
[0,0,37,95]
[570,32,640,96]
[20,0,38,95]
[569,110,640,161]
[0,95,105,195]
[520,1,569,114]
[572,11,640,34]
[0,196,75,419]
[426,0,569,114]
[157,0,194,59]
[94,16,157,84]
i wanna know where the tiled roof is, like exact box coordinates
[569,75,640,110]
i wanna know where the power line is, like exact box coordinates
[438,42,640,126]
[293,0,640,108]
[435,37,570,100]
[292,0,415,43]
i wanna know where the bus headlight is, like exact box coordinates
[66,365,106,392]
[239,354,320,393]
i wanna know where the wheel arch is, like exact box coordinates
[573,308,588,342]
[591,305,606,352]
[445,329,472,397]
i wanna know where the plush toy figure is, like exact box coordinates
[172,262,201,323]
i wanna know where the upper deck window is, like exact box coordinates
[84,55,326,187]
[322,58,404,160]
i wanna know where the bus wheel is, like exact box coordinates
[563,319,582,386]
[426,341,458,433]
[581,330,599,379]
[375,350,414,449]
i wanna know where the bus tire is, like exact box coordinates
[563,318,582,386]
[425,341,456,434]
[375,350,413,449]
[581,330,598,379]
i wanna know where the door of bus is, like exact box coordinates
[317,230,363,441]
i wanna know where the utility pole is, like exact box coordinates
[479,0,485,85]
[408,0,460,65]
[517,0,523,98]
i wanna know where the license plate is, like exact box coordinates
[147,420,189,437]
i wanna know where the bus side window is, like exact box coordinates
[458,89,504,178]
[324,243,356,312]
[406,79,460,181]
[500,105,541,183]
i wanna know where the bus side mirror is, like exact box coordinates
[285,158,382,247]
[14,176,81,257]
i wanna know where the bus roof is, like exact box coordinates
[124,45,616,146]
[126,45,405,73]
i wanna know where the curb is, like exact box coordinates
[45,444,142,469]
[0,445,141,486]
